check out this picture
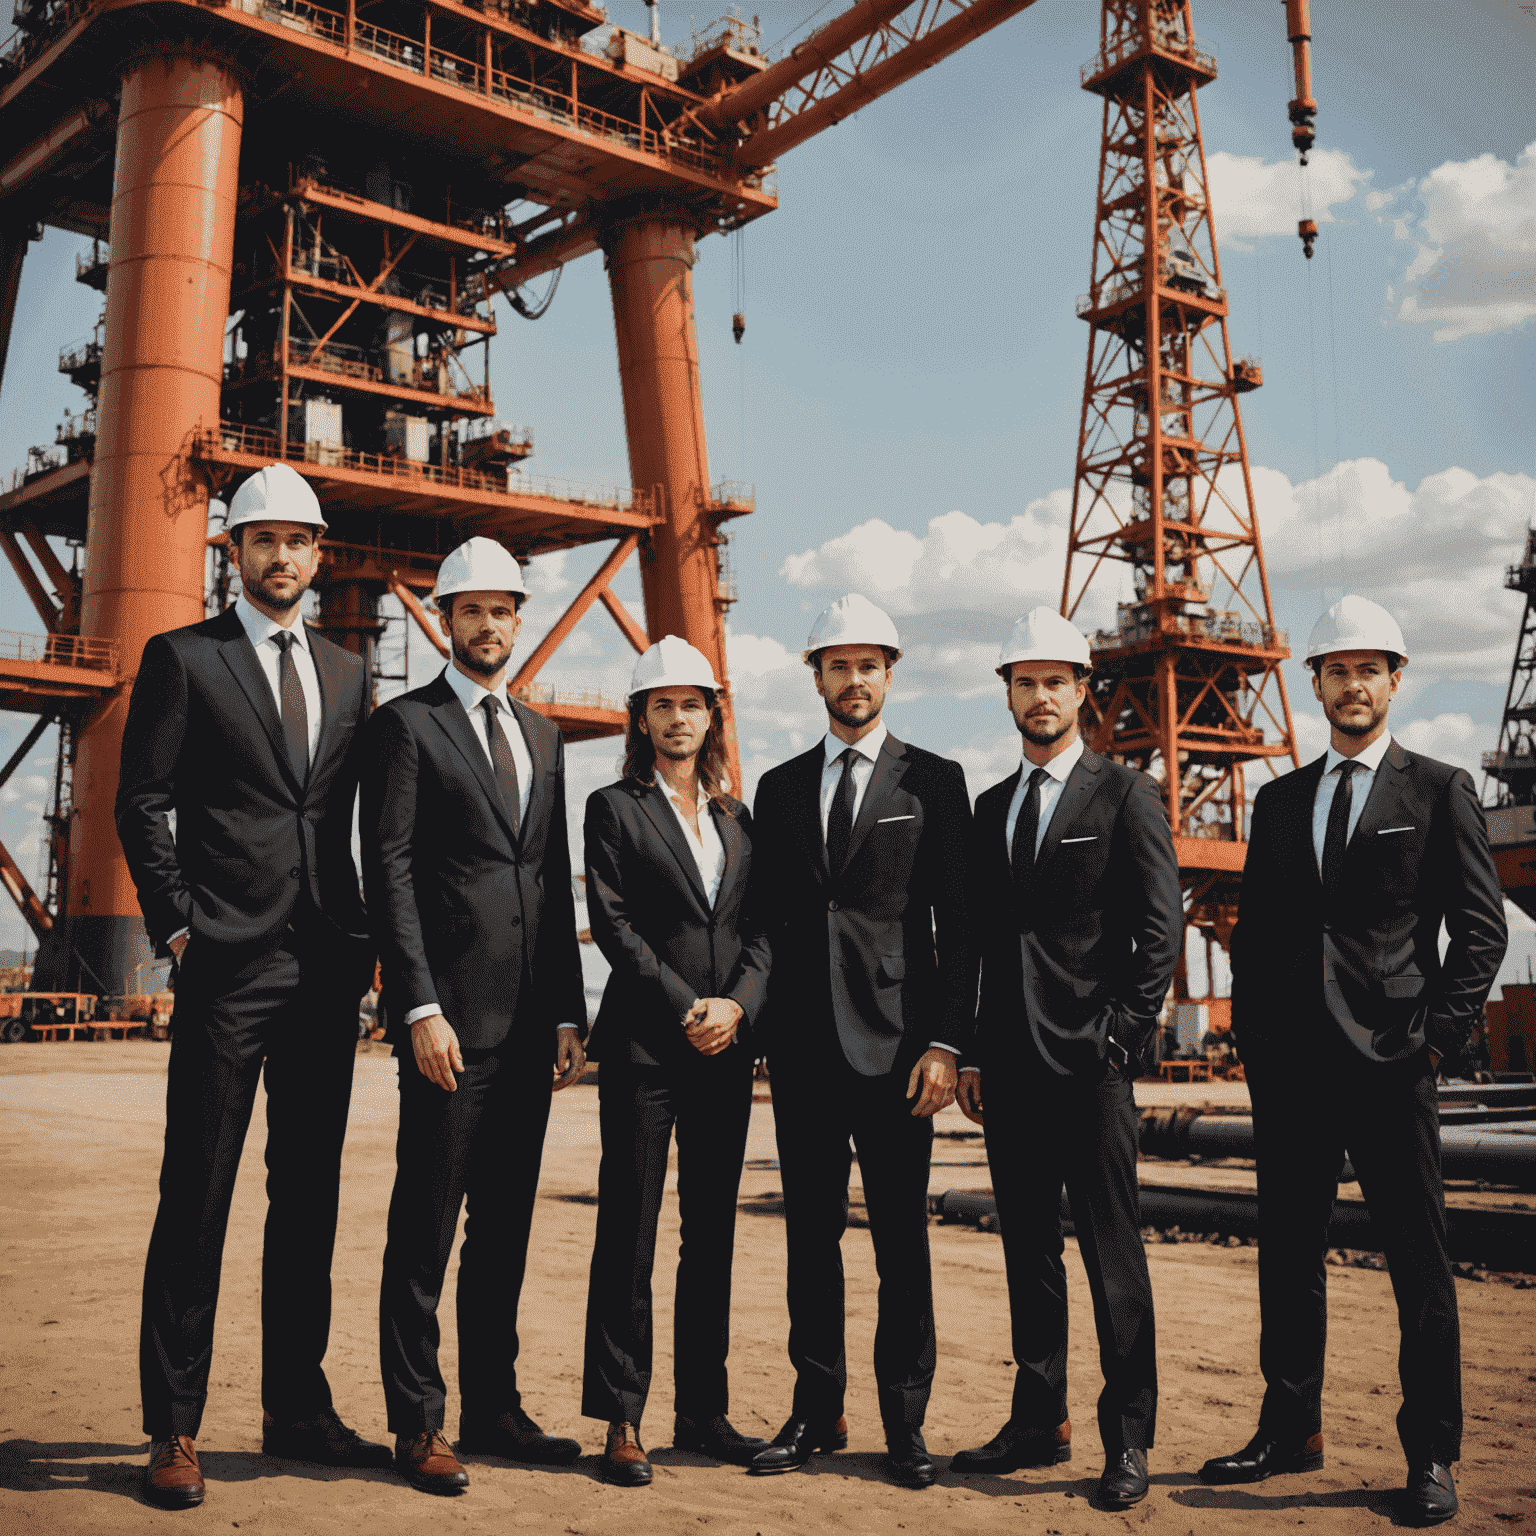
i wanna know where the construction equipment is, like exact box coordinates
[0,0,1323,1008]
[1483,527,1536,921]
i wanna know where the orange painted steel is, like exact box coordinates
[606,216,739,790]
[1284,0,1318,162]
[1062,0,1297,981]
[48,53,243,992]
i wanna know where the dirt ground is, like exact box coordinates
[1,1042,1531,1535]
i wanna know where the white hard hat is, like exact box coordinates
[225,462,328,531]
[627,635,720,700]
[802,593,903,665]
[996,607,1092,676]
[1304,594,1409,667]
[433,537,529,603]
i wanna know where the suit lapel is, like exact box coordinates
[714,800,743,910]
[306,630,346,789]
[509,697,549,849]
[429,681,521,852]
[1347,738,1410,854]
[790,746,830,882]
[216,613,303,799]
[843,731,911,868]
[1287,755,1329,894]
[1033,750,1105,874]
[637,781,712,913]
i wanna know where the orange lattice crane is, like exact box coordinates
[1062,0,1301,1024]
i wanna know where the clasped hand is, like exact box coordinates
[682,996,743,1055]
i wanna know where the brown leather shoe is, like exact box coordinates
[395,1431,469,1495]
[602,1421,652,1487]
[143,1436,205,1509]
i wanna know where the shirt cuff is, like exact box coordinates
[555,1022,582,1033]
[404,1004,442,1026]
[168,927,190,947]
[927,1040,961,1055]
[958,1065,981,1074]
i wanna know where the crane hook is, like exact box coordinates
[1298,218,1318,260]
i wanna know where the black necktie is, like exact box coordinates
[272,631,309,781]
[481,696,523,839]
[826,748,858,874]
[1011,767,1052,896]
[1321,759,1362,896]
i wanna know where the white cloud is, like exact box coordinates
[1393,711,1484,781]
[1206,148,1370,251]
[1391,141,1536,341]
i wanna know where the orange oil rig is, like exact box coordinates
[0,0,1313,1008]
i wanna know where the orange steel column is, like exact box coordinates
[606,215,740,788]
[36,54,243,994]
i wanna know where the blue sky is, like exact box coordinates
[0,1,1532,980]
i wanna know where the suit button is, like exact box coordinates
[289,866,301,879]
[828,900,839,912]
[511,914,522,927]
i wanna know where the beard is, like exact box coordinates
[1019,713,1073,747]
[654,734,701,763]
[452,634,512,677]
[243,568,312,615]
[826,692,881,730]
[1328,698,1388,738]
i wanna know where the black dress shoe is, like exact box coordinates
[262,1409,393,1469]
[1199,1430,1324,1485]
[951,1417,1072,1473]
[458,1406,582,1465]
[673,1414,770,1466]
[885,1430,937,1489]
[746,1414,849,1475]
[1403,1462,1458,1526]
[1094,1448,1149,1510]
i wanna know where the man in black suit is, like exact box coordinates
[747,594,975,1489]
[952,607,1182,1511]
[1200,596,1507,1526]
[116,463,386,1510]
[361,536,588,1496]
[580,635,772,1486]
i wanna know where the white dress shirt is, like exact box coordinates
[1004,736,1085,866]
[820,723,958,1058]
[406,665,565,1032]
[439,662,535,825]
[660,777,726,908]
[819,723,887,839]
[1312,731,1392,871]
[234,591,322,764]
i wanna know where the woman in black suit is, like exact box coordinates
[580,636,772,1487]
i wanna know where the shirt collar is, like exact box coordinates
[823,721,887,768]
[1324,731,1392,777]
[235,591,310,653]
[660,776,710,814]
[1022,734,1085,786]
[441,661,511,714]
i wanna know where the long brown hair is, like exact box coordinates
[620,688,735,811]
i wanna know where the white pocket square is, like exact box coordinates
[877,814,916,824]
[1376,826,1415,835]
[1058,835,1098,844]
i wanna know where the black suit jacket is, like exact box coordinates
[752,731,975,1076]
[360,669,586,1051]
[583,779,771,1068]
[115,605,371,962]
[969,750,1183,1079]
[1232,740,1507,1065]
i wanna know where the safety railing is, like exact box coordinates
[516,681,626,714]
[709,481,755,508]
[58,336,102,374]
[0,629,118,674]
[274,339,491,407]
[197,423,651,515]
[1081,27,1216,85]
[1091,613,1286,652]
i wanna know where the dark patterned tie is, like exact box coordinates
[825,747,858,874]
[1011,767,1052,898]
[1321,759,1362,896]
[272,631,309,781]
[481,695,523,839]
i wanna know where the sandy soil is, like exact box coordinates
[1,1041,1531,1535]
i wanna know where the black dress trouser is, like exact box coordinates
[769,1047,937,1437]
[139,929,362,1438]
[1247,1038,1460,1464]
[379,1033,552,1435]
[984,1064,1157,1452]
[580,1047,754,1427]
